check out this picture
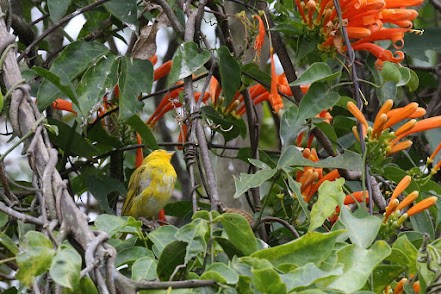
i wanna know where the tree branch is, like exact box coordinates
[17,0,111,62]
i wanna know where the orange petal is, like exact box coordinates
[135,133,143,168]
[51,98,77,115]
[154,60,173,81]
[406,196,438,216]
[396,191,418,211]
[390,175,411,203]
[347,101,369,129]
[385,199,400,221]
[384,102,418,129]
[344,191,369,205]
[394,119,416,137]
[393,116,441,144]
[346,27,372,39]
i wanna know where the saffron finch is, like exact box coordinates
[122,149,177,218]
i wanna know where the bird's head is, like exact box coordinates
[145,149,175,162]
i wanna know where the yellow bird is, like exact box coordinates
[122,149,177,219]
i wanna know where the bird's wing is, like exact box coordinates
[121,164,151,215]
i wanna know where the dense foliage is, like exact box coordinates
[1,0,441,293]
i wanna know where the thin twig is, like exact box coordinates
[257,216,300,238]
[155,0,185,38]
[0,200,43,225]
[17,0,111,62]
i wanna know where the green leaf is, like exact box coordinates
[309,178,345,232]
[33,67,77,103]
[407,68,419,92]
[168,42,211,85]
[403,27,441,62]
[380,62,401,84]
[81,167,127,214]
[132,257,158,281]
[252,267,287,294]
[95,214,128,237]
[0,212,8,229]
[233,168,277,198]
[50,246,81,290]
[126,116,159,150]
[281,263,343,291]
[175,218,209,264]
[278,146,363,171]
[149,225,178,257]
[286,173,310,219]
[397,67,411,87]
[280,82,339,147]
[242,63,271,86]
[291,62,340,86]
[37,41,110,110]
[410,210,435,240]
[157,240,187,281]
[200,270,227,284]
[47,119,99,158]
[339,207,382,249]
[323,241,391,293]
[370,264,406,293]
[201,105,246,141]
[16,231,56,286]
[218,213,257,256]
[251,230,345,267]
[118,57,154,121]
[385,235,418,274]
[204,262,239,284]
[47,0,71,22]
[0,232,19,255]
[215,237,247,259]
[217,46,241,104]
[104,0,138,31]
[115,246,154,267]
[77,277,98,294]
[76,54,118,117]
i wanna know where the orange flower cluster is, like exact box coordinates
[347,100,441,158]
[390,277,420,294]
[295,148,341,202]
[294,0,423,68]
[383,175,438,224]
[328,190,369,223]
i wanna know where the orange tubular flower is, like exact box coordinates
[384,102,418,129]
[253,15,265,60]
[406,196,438,217]
[393,116,441,144]
[306,169,340,200]
[344,191,369,205]
[393,278,407,294]
[268,48,284,113]
[347,101,368,129]
[149,54,158,65]
[154,60,173,81]
[395,191,418,211]
[387,140,413,155]
[294,0,421,67]
[135,133,143,168]
[51,98,77,115]
[209,76,222,104]
[384,199,400,221]
[429,142,441,163]
[390,175,411,203]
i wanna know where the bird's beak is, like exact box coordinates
[168,151,176,157]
